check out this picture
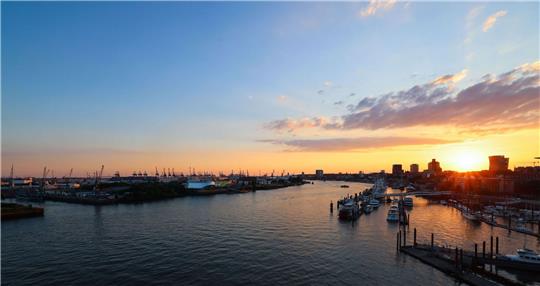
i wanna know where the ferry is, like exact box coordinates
[387,205,399,222]
[184,177,216,190]
[338,199,361,220]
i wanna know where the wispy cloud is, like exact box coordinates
[359,0,397,17]
[259,137,458,152]
[482,10,507,32]
[265,61,540,135]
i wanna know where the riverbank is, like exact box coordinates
[39,180,310,205]
[1,203,44,220]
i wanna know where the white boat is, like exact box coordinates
[387,205,399,222]
[184,177,216,190]
[503,249,540,264]
[368,199,381,208]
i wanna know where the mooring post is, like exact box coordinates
[475,243,478,258]
[495,237,499,255]
[490,236,493,259]
[431,233,434,249]
[403,227,407,246]
[413,228,417,247]
[460,248,464,269]
[330,201,333,213]
[455,247,459,267]
[482,241,486,258]
[396,232,400,251]
[407,214,410,228]
[398,231,402,249]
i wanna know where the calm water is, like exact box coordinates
[2,181,539,285]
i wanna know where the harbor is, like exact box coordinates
[2,181,539,285]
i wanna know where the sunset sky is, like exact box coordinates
[2,1,539,177]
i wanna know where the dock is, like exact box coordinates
[398,229,538,286]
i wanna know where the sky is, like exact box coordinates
[2,1,539,177]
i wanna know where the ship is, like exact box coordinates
[338,199,361,220]
[184,177,216,190]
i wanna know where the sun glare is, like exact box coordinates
[453,150,484,172]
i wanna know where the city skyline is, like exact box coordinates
[2,2,539,176]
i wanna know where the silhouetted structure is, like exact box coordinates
[489,155,509,173]
[410,164,419,173]
[427,159,442,175]
[392,164,403,176]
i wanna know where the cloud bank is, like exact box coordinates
[259,137,457,152]
[265,61,540,135]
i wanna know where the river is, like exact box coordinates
[2,181,539,285]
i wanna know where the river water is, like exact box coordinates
[2,181,539,285]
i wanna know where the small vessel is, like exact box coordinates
[462,210,479,221]
[502,249,540,264]
[368,199,381,208]
[340,185,350,188]
[387,205,399,222]
[338,199,361,220]
[364,204,373,214]
[403,197,413,207]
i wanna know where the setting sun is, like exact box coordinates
[452,150,485,171]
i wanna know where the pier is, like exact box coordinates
[398,229,539,286]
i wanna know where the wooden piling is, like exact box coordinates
[330,201,333,213]
[403,227,407,246]
[396,232,400,251]
[495,237,499,255]
[455,247,458,267]
[482,241,486,258]
[475,243,478,258]
[460,248,463,269]
[490,236,493,259]
[413,228,417,247]
[431,233,434,249]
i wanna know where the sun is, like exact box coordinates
[453,150,484,172]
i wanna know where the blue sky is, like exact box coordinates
[2,2,539,176]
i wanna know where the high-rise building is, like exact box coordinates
[489,155,509,173]
[428,159,442,174]
[315,169,324,178]
[392,164,403,175]
[410,164,419,173]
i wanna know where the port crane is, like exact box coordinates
[93,165,104,192]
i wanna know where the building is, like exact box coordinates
[392,164,403,175]
[489,155,509,173]
[410,164,419,173]
[315,169,324,178]
[428,159,442,174]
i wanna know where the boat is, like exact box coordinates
[387,205,399,222]
[403,197,413,207]
[502,249,540,264]
[462,210,479,221]
[440,200,447,205]
[340,185,350,188]
[338,199,361,220]
[368,199,381,208]
[184,177,216,190]
[364,204,373,214]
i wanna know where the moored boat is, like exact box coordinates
[387,205,399,222]
[338,199,361,220]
